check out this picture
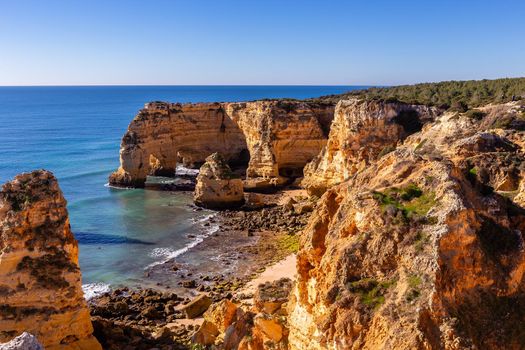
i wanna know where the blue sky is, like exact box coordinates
[0,0,523,85]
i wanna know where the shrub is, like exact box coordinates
[346,278,396,310]
[313,77,525,108]
[373,183,436,221]
[465,110,486,120]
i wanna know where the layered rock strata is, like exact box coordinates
[302,98,441,196]
[109,102,248,187]
[288,101,525,349]
[109,100,334,189]
[226,101,334,188]
[194,153,245,209]
[0,170,101,350]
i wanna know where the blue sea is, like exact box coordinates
[0,85,363,297]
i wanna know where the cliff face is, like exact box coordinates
[110,100,334,189]
[302,99,440,196]
[225,101,334,181]
[288,101,525,349]
[0,170,101,350]
[109,102,248,187]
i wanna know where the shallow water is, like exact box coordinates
[0,85,363,296]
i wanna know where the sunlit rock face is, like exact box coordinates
[110,100,334,190]
[288,101,525,350]
[109,102,249,188]
[194,152,245,209]
[225,100,334,181]
[302,99,440,196]
[0,170,101,350]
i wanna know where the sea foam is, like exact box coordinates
[82,282,111,300]
[147,213,219,268]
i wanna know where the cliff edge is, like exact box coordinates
[0,170,101,350]
[289,101,525,349]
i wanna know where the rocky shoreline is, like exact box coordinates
[87,188,312,350]
[4,81,525,349]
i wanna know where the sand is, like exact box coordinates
[241,254,297,295]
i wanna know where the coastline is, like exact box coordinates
[87,187,311,349]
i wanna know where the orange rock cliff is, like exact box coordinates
[109,100,334,189]
[288,100,525,349]
[0,170,101,350]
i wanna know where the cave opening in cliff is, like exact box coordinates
[393,109,423,135]
[227,148,251,178]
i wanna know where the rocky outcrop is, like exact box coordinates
[0,333,42,350]
[109,102,248,187]
[110,100,334,189]
[193,278,292,349]
[225,101,334,188]
[194,153,245,209]
[0,170,101,350]
[288,101,525,349]
[302,99,440,196]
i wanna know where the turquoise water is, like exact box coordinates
[0,86,363,295]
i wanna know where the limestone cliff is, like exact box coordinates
[288,101,525,349]
[0,170,101,350]
[110,100,334,189]
[194,153,244,209]
[109,102,248,187]
[302,99,440,196]
[225,100,334,183]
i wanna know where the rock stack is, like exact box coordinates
[0,170,101,350]
[194,153,245,209]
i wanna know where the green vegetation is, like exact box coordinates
[373,183,436,220]
[408,274,422,288]
[414,231,429,252]
[190,344,207,350]
[406,274,423,302]
[278,234,300,253]
[465,109,486,120]
[314,77,525,109]
[346,278,396,309]
[378,145,396,158]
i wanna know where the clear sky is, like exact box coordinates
[0,0,523,86]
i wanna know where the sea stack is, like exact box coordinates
[194,153,245,209]
[0,170,101,350]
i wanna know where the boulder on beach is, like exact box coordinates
[194,153,244,209]
[180,294,212,319]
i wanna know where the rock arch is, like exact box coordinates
[109,100,335,189]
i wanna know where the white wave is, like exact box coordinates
[82,282,110,300]
[191,213,216,223]
[104,182,134,190]
[176,165,199,176]
[147,223,220,268]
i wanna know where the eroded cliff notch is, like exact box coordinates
[109,100,334,190]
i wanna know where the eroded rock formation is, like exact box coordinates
[193,278,292,349]
[302,99,440,196]
[194,153,245,209]
[226,101,334,189]
[109,100,334,189]
[109,102,248,187]
[0,170,101,350]
[288,101,525,349]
